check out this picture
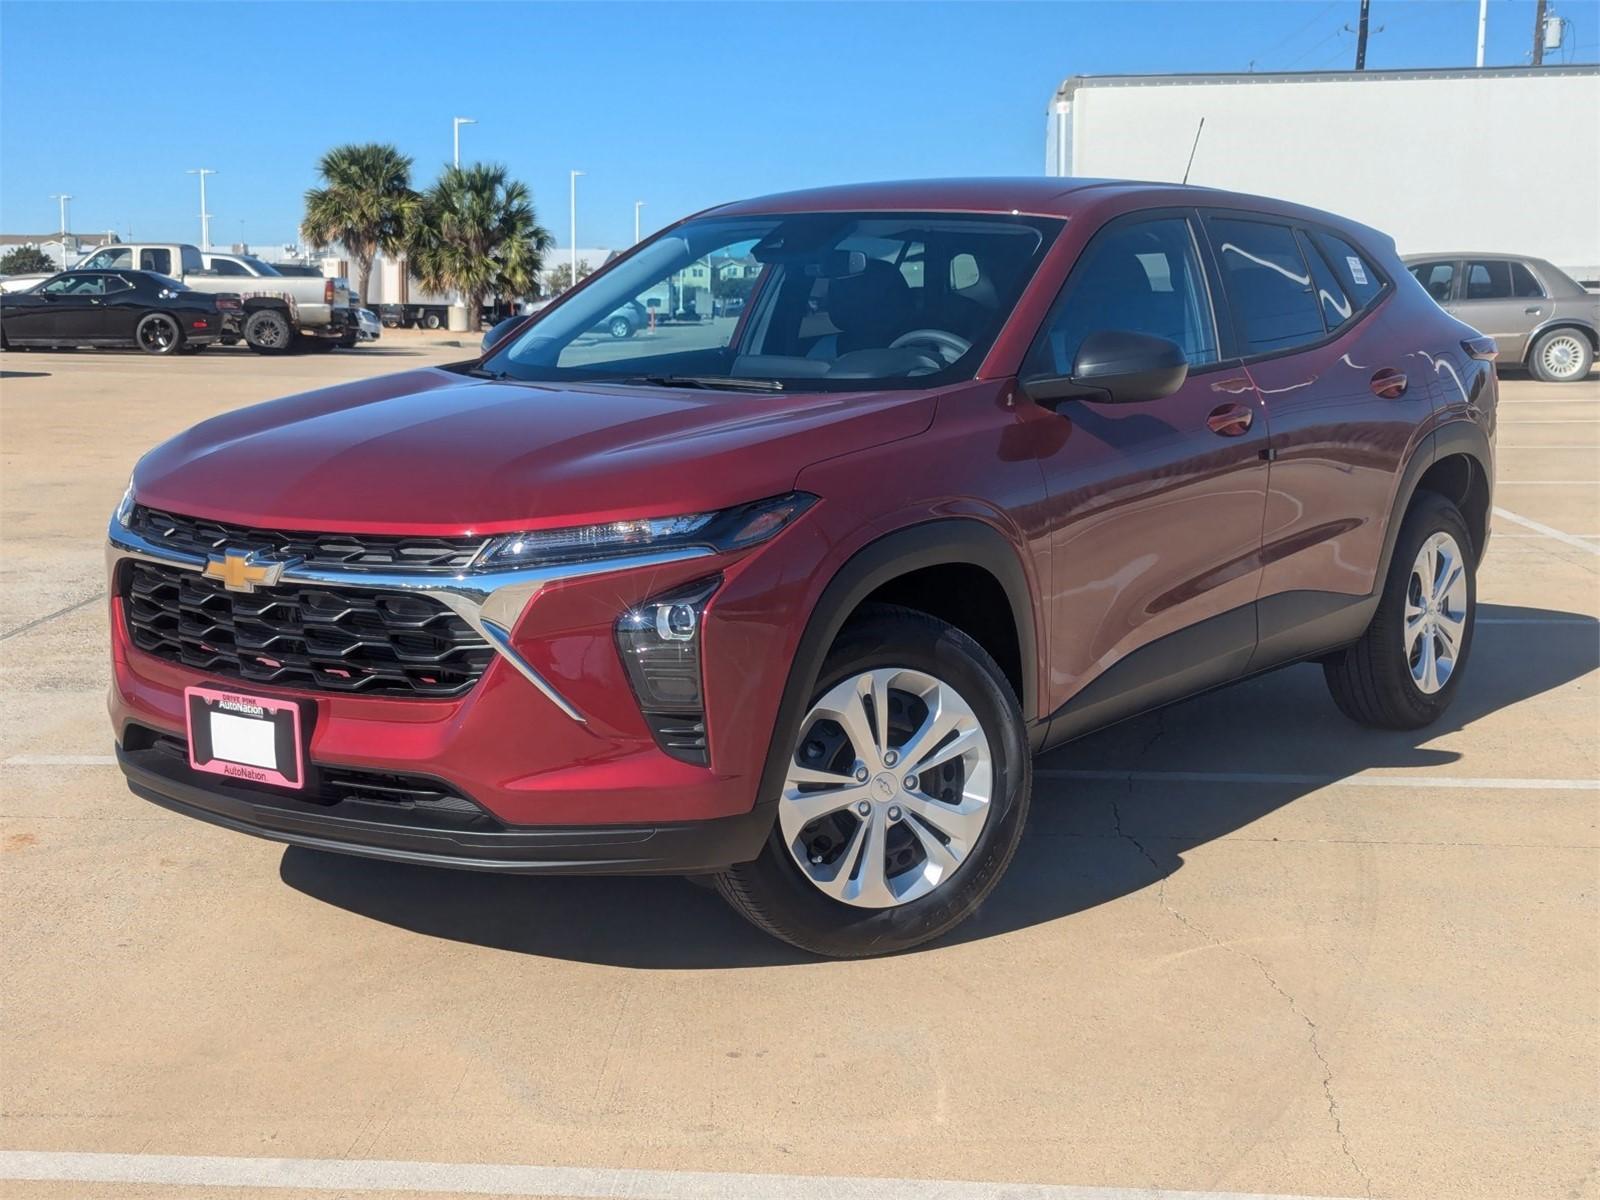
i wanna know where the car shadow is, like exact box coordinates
[0,370,49,379]
[280,602,1598,968]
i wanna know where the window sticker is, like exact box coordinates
[1347,256,1368,286]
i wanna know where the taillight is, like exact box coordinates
[214,296,241,310]
[324,278,335,305]
[1463,335,1498,361]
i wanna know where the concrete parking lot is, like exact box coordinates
[1,346,1595,1200]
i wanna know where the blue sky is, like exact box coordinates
[2,0,1591,251]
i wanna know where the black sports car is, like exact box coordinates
[0,269,240,355]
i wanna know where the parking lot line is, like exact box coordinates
[1036,769,1598,790]
[1492,505,1600,555]
[0,1150,1366,1200]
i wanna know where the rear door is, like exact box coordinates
[1203,213,1432,662]
[1026,211,1270,734]
[1455,258,1546,361]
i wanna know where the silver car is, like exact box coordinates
[1404,253,1598,382]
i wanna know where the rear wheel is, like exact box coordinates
[716,605,1030,957]
[1528,329,1593,382]
[1324,493,1476,729]
[135,313,182,355]
[244,309,293,354]
[608,316,633,339]
[422,311,442,330]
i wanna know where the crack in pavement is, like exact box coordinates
[1112,786,1375,1199]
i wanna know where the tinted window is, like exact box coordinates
[40,273,104,295]
[1317,232,1383,309]
[1466,259,1544,300]
[1209,218,1323,355]
[1297,230,1352,332]
[209,258,250,277]
[1028,217,1219,376]
[1409,261,1456,303]
[140,249,172,274]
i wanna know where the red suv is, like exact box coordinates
[109,180,1497,956]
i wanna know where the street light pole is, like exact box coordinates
[1476,0,1488,66]
[186,168,216,249]
[48,193,72,270]
[634,200,645,245]
[570,170,585,290]
[452,117,476,168]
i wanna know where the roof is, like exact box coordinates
[1401,252,1555,263]
[708,177,1177,219]
[1051,63,1600,106]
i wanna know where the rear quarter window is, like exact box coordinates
[1316,232,1385,309]
[1207,217,1325,356]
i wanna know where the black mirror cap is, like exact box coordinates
[1022,330,1190,408]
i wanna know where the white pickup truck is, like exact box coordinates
[73,243,354,352]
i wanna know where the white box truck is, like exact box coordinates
[1045,65,1600,285]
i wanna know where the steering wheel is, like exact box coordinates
[889,328,972,365]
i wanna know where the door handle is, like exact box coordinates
[1524,306,1543,315]
[1206,402,1253,437]
[1369,368,1408,399]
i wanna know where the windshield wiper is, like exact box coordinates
[465,366,509,380]
[631,375,786,393]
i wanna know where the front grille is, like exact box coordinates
[132,505,485,572]
[123,560,492,697]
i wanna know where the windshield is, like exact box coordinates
[237,256,281,276]
[480,212,1060,390]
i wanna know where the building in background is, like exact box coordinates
[1045,65,1600,285]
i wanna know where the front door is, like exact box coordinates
[15,272,108,342]
[1023,212,1269,737]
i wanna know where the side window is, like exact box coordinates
[1508,261,1545,298]
[1316,232,1384,309]
[1026,217,1219,376]
[1296,230,1352,332]
[1209,217,1324,356]
[102,274,133,294]
[140,248,172,274]
[209,259,248,277]
[65,275,105,295]
[81,248,132,271]
[39,274,81,294]
[1464,260,1512,300]
[181,246,204,274]
[1409,261,1456,303]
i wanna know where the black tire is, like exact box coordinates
[135,312,182,356]
[244,309,293,354]
[608,316,633,340]
[422,312,442,330]
[715,604,1031,958]
[1527,328,1594,383]
[1323,492,1477,730]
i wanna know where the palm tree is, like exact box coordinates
[405,164,553,319]
[300,143,417,302]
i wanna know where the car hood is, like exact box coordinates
[133,367,935,534]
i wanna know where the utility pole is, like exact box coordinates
[1532,0,1548,64]
[634,200,645,245]
[569,170,584,290]
[1355,0,1371,70]
[186,168,216,249]
[1476,0,1488,67]
[452,116,476,168]
[48,193,72,270]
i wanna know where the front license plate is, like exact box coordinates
[184,685,306,790]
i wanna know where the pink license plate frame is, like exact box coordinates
[184,684,306,790]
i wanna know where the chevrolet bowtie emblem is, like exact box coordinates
[202,548,293,593]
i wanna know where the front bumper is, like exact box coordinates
[118,736,772,874]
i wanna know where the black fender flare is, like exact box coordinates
[1376,418,1493,585]
[751,519,1039,823]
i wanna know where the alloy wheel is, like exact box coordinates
[778,667,993,908]
[140,316,177,352]
[1405,531,1469,695]
[1540,334,1587,381]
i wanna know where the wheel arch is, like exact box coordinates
[1524,319,1599,359]
[1383,421,1494,577]
[241,296,292,315]
[751,519,1039,819]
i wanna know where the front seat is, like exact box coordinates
[808,259,916,359]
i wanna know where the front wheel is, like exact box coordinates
[135,313,182,355]
[1323,493,1476,729]
[1528,329,1593,383]
[716,605,1030,957]
[608,316,634,339]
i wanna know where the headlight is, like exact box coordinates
[113,479,136,527]
[474,492,815,570]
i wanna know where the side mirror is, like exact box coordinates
[1023,330,1189,408]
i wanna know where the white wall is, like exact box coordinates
[1048,70,1600,280]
